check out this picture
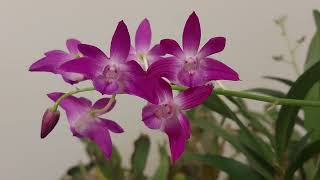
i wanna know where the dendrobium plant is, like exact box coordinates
[29,12,239,162]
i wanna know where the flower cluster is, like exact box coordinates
[29,12,239,162]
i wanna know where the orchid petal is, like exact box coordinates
[178,112,191,139]
[177,68,206,87]
[78,44,108,61]
[99,118,124,133]
[175,84,213,110]
[29,57,67,73]
[60,57,105,79]
[44,50,69,57]
[86,127,113,160]
[66,39,81,55]
[198,37,226,58]
[135,18,151,53]
[47,93,89,123]
[93,75,120,95]
[92,98,116,114]
[147,57,182,82]
[110,21,131,62]
[164,116,187,162]
[183,12,201,56]
[160,39,184,58]
[201,58,240,81]
[142,103,162,129]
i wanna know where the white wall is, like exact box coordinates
[0,0,319,179]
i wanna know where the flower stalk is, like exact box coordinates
[171,85,320,107]
[52,87,95,111]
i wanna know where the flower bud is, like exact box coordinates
[40,108,60,139]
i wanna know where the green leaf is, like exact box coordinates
[153,144,169,180]
[246,88,286,98]
[288,132,311,161]
[83,140,124,180]
[130,135,150,178]
[284,140,320,180]
[183,153,266,180]
[190,114,274,180]
[275,60,320,159]
[313,10,320,30]
[303,11,320,141]
[203,94,231,118]
[263,76,294,86]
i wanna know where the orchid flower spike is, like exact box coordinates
[60,21,159,104]
[148,12,239,87]
[29,39,87,84]
[142,79,212,162]
[48,93,123,159]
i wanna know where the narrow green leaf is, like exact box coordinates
[246,88,286,98]
[203,94,231,118]
[313,10,320,30]
[153,144,169,180]
[183,153,266,180]
[130,135,150,178]
[275,60,320,159]
[263,76,294,86]
[284,140,320,180]
[304,11,320,141]
[288,132,311,161]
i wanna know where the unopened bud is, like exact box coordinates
[40,108,60,139]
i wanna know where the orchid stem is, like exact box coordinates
[171,85,320,107]
[90,94,116,115]
[52,87,95,111]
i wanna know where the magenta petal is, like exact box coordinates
[177,68,207,87]
[175,84,213,110]
[110,21,131,62]
[147,57,182,82]
[78,44,108,61]
[92,98,116,114]
[142,104,162,129]
[29,57,66,73]
[93,76,120,95]
[66,39,81,55]
[164,116,187,162]
[78,97,92,107]
[160,39,184,58]
[47,93,89,123]
[183,12,201,56]
[178,113,191,139]
[60,57,105,79]
[44,50,69,57]
[135,18,151,53]
[198,37,226,58]
[201,58,240,81]
[87,127,113,160]
[99,118,124,133]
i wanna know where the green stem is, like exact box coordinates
[171,85,320,107]
[52,87,95,111]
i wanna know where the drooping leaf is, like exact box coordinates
[262,76,294,86]
[275,60,320,159]
[284,140,320,180]
[153,144,170,180]
[246,88,286,98]
[130,135,150,179]
[303,10,320,141]
[183,153,266,180]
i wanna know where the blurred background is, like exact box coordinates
[0,0,319,179]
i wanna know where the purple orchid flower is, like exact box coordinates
[127,19,164,70]
[29,39,86,84]
[60,21,159,103]
[147,12,239,87]
[142,79,212,162]
[48,92,123,159]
